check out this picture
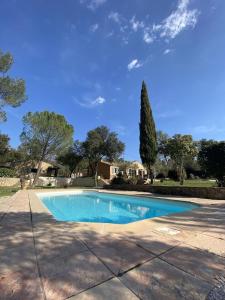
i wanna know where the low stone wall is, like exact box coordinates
[36,177,72,187]
[0,177,20,187]
[37,176,101,187]
[104,184,225,200]
[71,177,95,187]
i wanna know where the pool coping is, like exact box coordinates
[29,188,225,234]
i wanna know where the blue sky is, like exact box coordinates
[0,0,225,160]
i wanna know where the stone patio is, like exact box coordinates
[0,189,225,299]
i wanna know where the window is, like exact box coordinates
[113,167,119,174]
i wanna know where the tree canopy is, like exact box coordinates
[57,140,84,177]
[139,81,157,183]
[20,111,74,185]
[167,134,197,185]
[0,50,27,122]
[198,141,225,186]
[83,126,125,186]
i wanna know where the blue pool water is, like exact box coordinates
[38,191,198,224]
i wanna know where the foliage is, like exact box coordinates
[153,179,216,188]
[139,81,157,183]
[0,133,10,162]
[154,158,170,179]
[157,131,170,162]
[127,176,138,185]
[198,141,225,186]
[0,167,16,177]
[20,111,74,186]
[57,140,84,177]
[83,126,125,186]
[166,134,197,185]
[168,169,179,181]
[111,173,138,185]
[0,50,27,121]
[111,172,127,185]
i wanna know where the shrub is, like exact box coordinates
[0,168,16,178]
[156,172,166,179]
[127,176,138,185]
[168,169,179,181]
[111,173,127,185]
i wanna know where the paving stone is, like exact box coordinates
[77,232,117,249]
[0,243,37,275]
[36,235,87,261]
[121,258,212,300]
[127,231,180,255]
[202,229,225,241]
[0,270,44,300]
[161,244,225,283]
[91,239,154,275]
[41,251,113,300]
[69,278,139,300]
[182,233,225,257]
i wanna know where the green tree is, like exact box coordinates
[57,140,84,177]
[139,81,157,184]
[198,141,225,186]
[20,111,74,186]
[157,131,170,163]
[167,134,197,185]
[0,50,27,121]
[83,126,125,186]
[0,133,10,162]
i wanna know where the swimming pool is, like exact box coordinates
[38,191,198,224]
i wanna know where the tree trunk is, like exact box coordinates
[148,165,154,184]
[179,160,184,185]
[32,160,43,187]
[94,162,99,187]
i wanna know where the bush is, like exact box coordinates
[111,173,127,185]
[156,172,166,179]
[127,176,138,185]
[0,168,16,178]
[168,169,179,181]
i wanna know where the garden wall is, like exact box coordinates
[104,184,225,200]
[0,177,20,187]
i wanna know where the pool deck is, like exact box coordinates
[1,189,225,299]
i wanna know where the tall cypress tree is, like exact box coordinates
[139,81,157,184]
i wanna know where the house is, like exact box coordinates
[30,161,62,177]
[82,160,147,180]
[82,161,119,180]
[120,161,148,178]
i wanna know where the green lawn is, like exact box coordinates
[153,179,216,188]
[0,187,19,198]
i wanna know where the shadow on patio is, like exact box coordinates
[0,205,225,299]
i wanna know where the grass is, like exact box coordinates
[153,179,216,188]
[0,187,19,198]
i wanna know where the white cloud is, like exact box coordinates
[130,16,144,32]
[90,23,99,32]
[105,31,114,38]
[143,30,154,44]
[108,11,121,24]
[92,96,105,105]
[75,96,106,108]
[127,59,142,71]
[156,0,200,39]
[80,0,107,11]
[163,48,173,55]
